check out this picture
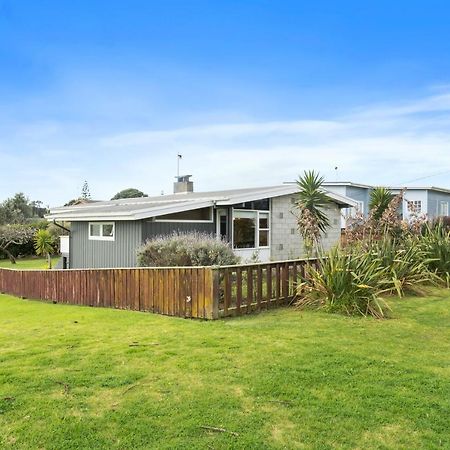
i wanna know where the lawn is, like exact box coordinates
[0,291,449,449]
[0,257,60,270]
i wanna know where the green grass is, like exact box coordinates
[0,291,449,449]
[0,256,60,270]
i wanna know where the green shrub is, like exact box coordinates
[366,237,436,297]
[296,246,391,318]
[137,232,239,267]
[418,223,450,284]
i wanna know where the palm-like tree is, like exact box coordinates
[34,229,55,269]
[295,170,330,257]
[369,187,394,220]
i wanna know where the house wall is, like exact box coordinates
[345,186,371,215]
[70,221,142,269]
[142,221,215,241]
[270,194,342,260]
[324,185,371,228]
[427,191,450,219]
[392,189,428,220]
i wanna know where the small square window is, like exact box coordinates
[90,224,101,237]
[259,216,269,229]
[103,224,114,237]
[259,230,269,247]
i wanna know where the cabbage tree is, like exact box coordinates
[34,229,55,269]
[295,170,330,257]
[369,187,394,220]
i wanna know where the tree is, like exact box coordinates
[111,188,148,200]
[0,193,31,225]
[0,193,47,225]
[81,181,91,200]
[34,229,55,269]
[295,170,330,257]
[369,187,394,220]
[0,225,35,263]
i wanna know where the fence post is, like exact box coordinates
[210,268,220,319]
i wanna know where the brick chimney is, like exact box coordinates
[173,175,194,194]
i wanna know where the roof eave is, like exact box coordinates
[46,199,216,222]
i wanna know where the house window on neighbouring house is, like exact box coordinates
[407,200,422,213]
[356,201,364,215]
[439,201,449,216]
[343,201,364,221]
[233,210,270,249]
[89,222,115,241]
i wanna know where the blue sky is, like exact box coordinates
[1,0,450,206]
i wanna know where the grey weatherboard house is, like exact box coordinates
[47,177,357,269]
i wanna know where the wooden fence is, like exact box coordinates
[0,259,317,319]
[215,259,318,318]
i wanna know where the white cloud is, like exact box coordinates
[2,90,450,205]
[98,91,450,194]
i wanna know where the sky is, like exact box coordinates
[1,0,450,207]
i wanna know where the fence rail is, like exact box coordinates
[0,258,317,319]
[215,259,318,317]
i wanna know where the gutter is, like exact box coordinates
[53,220,71,234]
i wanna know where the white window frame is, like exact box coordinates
[355,201,364,215]
[258,211,270,249]
[439,201,449,216]
[232,209,271,250]
[154,207,214,223]
[407,200,422,213]
[88,222,115,241]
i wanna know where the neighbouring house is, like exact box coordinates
[47,176,357,269]
[323,181,450,227]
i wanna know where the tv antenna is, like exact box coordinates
[177,154,182,178]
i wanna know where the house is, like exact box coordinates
[46,177,357,269]
[323,182,450,227]
[322,181,373,228]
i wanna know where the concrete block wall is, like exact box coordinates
[270,194,342,260]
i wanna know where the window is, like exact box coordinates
[233,210,270,249]
[259,212,269,247]
[232,199,270,210]
[407,200,422,213]
[342,201,364,221]
[439,201,449,216]
[233,211,256,248]
[356,201,364,215]
[89,222,115,241]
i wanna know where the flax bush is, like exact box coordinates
[137,232,239,267]
[296,246,391,318]
[418,223,450,284]
[296,235,443,318]
[366,237,437,297]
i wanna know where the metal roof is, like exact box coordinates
[388,186,450,194]
[323,181,374,189]
[323,181,450,195]
[46,184,357,222]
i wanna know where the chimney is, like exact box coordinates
[174,175,194,194]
